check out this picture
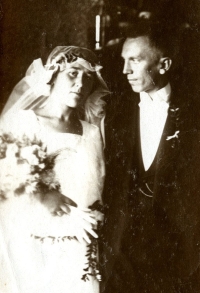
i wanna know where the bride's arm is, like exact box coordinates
[36,190,77,216]
[36,190,98,243]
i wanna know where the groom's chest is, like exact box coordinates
[124,97,181,183]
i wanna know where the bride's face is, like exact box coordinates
[51,61,95,108]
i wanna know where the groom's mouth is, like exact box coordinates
[69,92,83,98]
[128,79,138,84]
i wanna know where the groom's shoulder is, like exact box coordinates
[105,90,139,125]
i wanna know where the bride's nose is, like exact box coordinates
[74,75,83,92]
[74,83,82,92]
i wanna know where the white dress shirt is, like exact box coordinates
[139,83,171,171]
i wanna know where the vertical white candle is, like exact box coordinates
[95,15,100,48]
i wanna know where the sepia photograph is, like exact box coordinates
[0,0,200,292]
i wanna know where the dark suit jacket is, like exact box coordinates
[100,86,200,293]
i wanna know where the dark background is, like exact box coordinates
[1,0,200,111]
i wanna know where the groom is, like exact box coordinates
[101,20,200,293]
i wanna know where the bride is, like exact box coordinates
[0,46,109,293]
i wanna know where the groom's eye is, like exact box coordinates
[130,58,140,64]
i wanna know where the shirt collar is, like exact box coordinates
[140,83,171,104]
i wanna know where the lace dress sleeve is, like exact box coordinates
[80,121,105,206]
[0,110,40,139]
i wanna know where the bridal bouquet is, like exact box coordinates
[0,131,59,200]
[0,131,104,282]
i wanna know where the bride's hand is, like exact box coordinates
[37,191,98,243]
[40,190,77,216]
[69,206,98,244]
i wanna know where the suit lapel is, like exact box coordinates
[153,92,181,204]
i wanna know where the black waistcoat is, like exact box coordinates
[122,110,166,266]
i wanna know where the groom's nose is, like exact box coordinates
[123,60,133,74]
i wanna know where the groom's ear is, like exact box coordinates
[159,57,172,74]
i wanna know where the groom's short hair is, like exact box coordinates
[125,20,177,59]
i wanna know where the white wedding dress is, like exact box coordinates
[0,110,105,293]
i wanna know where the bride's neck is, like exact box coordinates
[37,100,74,123]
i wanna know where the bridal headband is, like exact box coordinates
[1,46,110,129]
[45,46,103,72]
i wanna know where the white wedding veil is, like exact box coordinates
[1,46,110,132]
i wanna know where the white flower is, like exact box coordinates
[6,143,19,158]
[0,152,31,196]
[20,145,40,165]
[38,163,45,169]
[25,183,37,194]
[166,130,180,141]
[38,149,47,160]
[96,274,102,281]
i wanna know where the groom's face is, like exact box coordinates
[121,36,164,95]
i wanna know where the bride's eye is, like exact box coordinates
[85,72,94,80]
[68,71,78,78]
